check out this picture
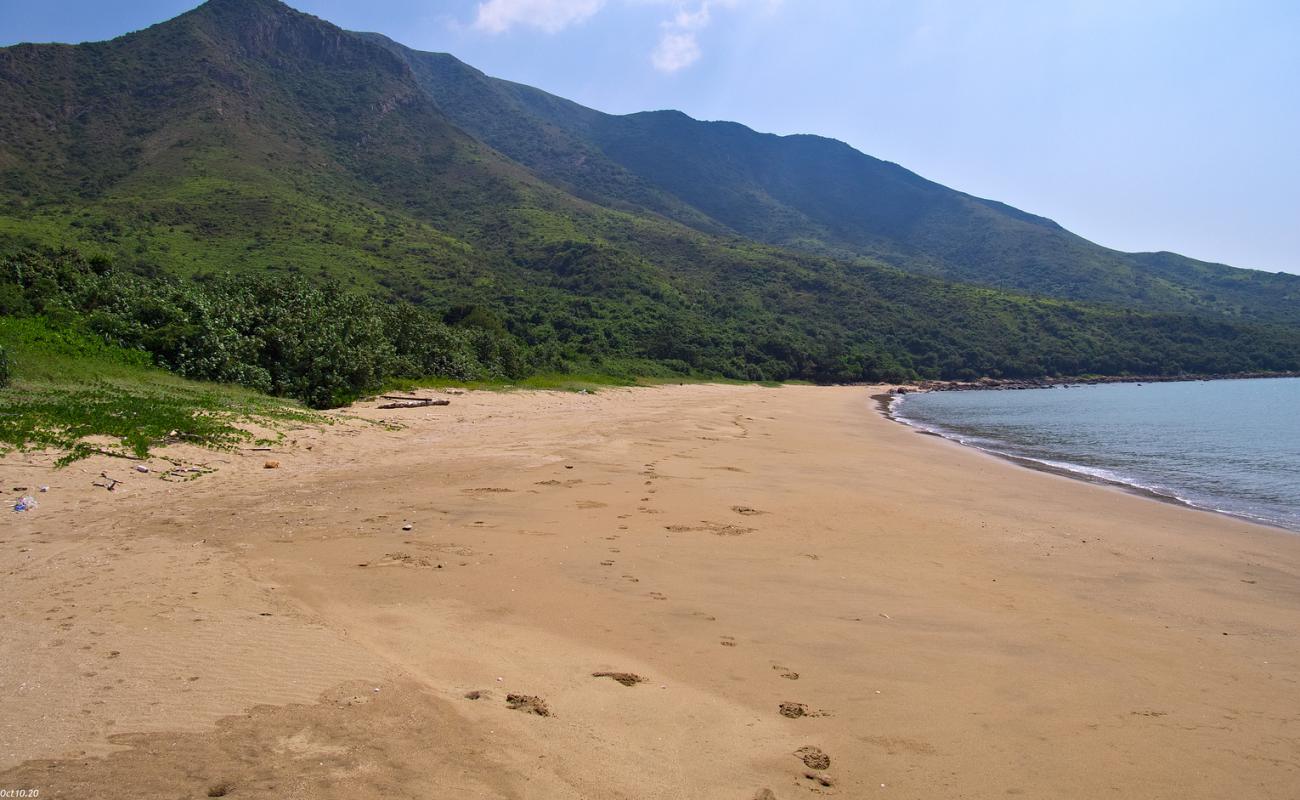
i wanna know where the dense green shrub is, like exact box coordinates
[0,248,520,407]
[2,245,1298,407]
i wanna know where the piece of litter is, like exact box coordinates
[496,677,503,682]
[13,496,37,512]
[402,523,413,531]
[134,465,150,474]
[38,486,48,493]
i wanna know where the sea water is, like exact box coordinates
[892,377,1300,532]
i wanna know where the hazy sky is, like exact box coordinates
[3,0,1297,273]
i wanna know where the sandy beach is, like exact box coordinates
[2,383,1297,799]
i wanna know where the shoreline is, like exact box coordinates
[874,387,1298,535]
[905,370,1300,394]
[3,384,1299,798]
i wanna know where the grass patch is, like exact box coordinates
[0,317,315,465]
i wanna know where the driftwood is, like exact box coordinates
[88,447,145,461]
[379,394,453,402]
[378,397,451,409]
[93,472,122,492]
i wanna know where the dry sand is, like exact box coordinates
[1,384,1297,798]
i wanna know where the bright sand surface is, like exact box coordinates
[1,384,1298,798]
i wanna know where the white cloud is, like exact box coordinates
[649,1,712,73]
[473,0,607,34]
[649,0,783,72]
[471,0,781,72]
[651,30,703,72]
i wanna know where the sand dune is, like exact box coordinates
[2,385,1298,798]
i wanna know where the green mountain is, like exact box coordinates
[367,36,1300,325]
[1,0,1298,404]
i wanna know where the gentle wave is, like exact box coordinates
[888,382,1300,532]
[893,395,1169,491]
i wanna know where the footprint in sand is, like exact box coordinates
[370,552,439,569]
[732,506,767,516]
[720,636,737,647]
[622,574,640,583]
[600,560,615,566]
[576,500,607,509]
[665,522,755,536]
[591,671,647,687]
[463,487,515,495]
[780,702,831,719]
[772,665,800,680]
[648,591,668,601]
[506,694,551,717]
[795,746,830,770]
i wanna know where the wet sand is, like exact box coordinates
[1,384,1297,798]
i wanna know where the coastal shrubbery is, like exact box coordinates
[3,245,1299,409]
[1,248,527,407]
[0,314,316,463]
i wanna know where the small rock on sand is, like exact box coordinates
[263,460,280,469]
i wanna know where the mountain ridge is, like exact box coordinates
[366,35,1299,323]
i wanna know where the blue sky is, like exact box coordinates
[3,0,1297,274]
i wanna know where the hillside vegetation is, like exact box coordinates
[5,247,1299,412]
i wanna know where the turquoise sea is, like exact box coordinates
[892,377,1300,532]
